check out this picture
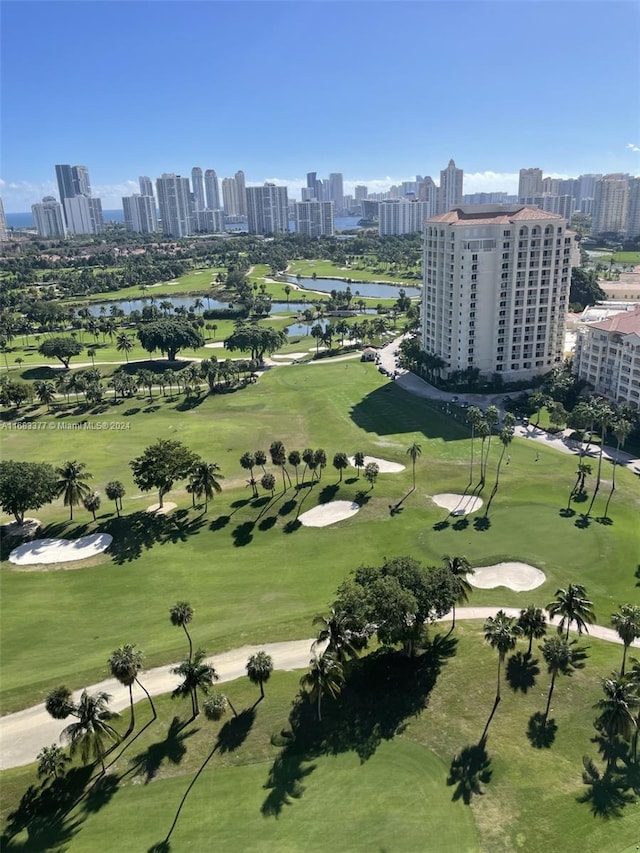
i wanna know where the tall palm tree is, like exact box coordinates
[547,584,595,640]
[467,406,484,484]
[604,418,632,519]
[611,605,640,676]
[61,690,120,774]
[34,379,56,411]
[82,490,101,521]
[493,413,515,492]
[587,399,614,516]
[442,555,473,631]
[332,452,349,482]
[189,461,223,511]
[254,449,267,475]
[288,450,301,486]
[353,450,365,478]
[406,442,422,490]
[299,653,344,722]
[517,605,547,655]
[116,332,134,363]
[171,648,218,719]
[107,643,156,736]
[313,608,361,663]
[55,460,93,521]
[540,636,585,722]
[484,611,521,704]
[170,601,194,662]
[594,675,640,770]
[105,480,125,517]
[240,451,258,497]
[269,441,291,490]
[482,406,500,485]
[246,651,274,701]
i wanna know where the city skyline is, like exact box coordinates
[2,1,639,212]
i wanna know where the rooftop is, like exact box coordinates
[427,205,564,225]
[588,305,640,335]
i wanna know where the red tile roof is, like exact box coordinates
[588,305,640,334]
[427,205,563,225]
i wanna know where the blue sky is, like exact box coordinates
[2,0,639,211]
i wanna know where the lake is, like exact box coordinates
[286,276,421,300]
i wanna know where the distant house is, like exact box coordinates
[574,305,640,408]
[361,347,377,362]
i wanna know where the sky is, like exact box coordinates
[1,0,639,212]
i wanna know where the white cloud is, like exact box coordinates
[626,143,640,153]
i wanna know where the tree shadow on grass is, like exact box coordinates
[595,516,613,526]
[262,637,457,817]
[559,507,576,518]
[232,520,254,547]
[452,517,469,531]
[258,515,277,531]
[473,516,491,531]
[278,499,297,517]
[131,716,197,783]
[283,519,302,534]
[318,484,339,504]
[506,652,540,694]
[577,756,637,818]
[353,490,371,507]
[209,514,230,531]
[447,740,493,804]
[575,514,591,529]
[433,519,450,531]
[526,711,557,748]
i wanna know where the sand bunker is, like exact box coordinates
[469,562,546,592]
[204,342,225,349]
[146,502,177,515]
[431,493,483,514]
[271,352,307,359]
[299,501,360,527]
[9,533,113,566]
[348,455,405,473]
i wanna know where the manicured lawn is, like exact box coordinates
[1,363,638,716]
[287,258,420,285]
[62,267,226,302]
[588,250,640,265]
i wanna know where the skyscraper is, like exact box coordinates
[306,172,319,199]
[63,195,104,235]
[122,195,157,234]
[625,177,640,239]
[437,159,463,214]
[191,167,205,212]
[32,196,66,237]
[329,173,344,213]
[378,199,430,236]
[55,164,96,227]
[204,169,220,209]
[222,177,240,215]
[0,197,7,242]
[593,174,630,235]
[156,174,194,237]
[139,176,154,198]
[518,168,543,199]
[235,170,247,217]
[294,201,334,237]
[422,205,577,382]
[246,183,289,235]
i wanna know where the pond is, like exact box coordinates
[82,297,326,318]
[286,275,421,300]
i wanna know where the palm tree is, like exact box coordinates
[540,636,585,723]
[313,608,360,663]
[364,461,379,490]
[406,442,422,490]
[82,490,101,521]
[547,584,595,640]
[239,451,258,497]
[484,610,521,704]
[313,448,327,481]
[332,451,349,482]
[171,648,218,719]
[61,690,120,774]
[594,676,640,769]
[611,605,640,675]
[269,440,291,490]
[55,460,93,521]
[37,744,70,781]
[493,413,515,492]
[108,643,145,736]
[45,685,75,720]
[517,605,547,655]
[288,450,301,485]
[353,450,365,478]
[254,449,267,475]
[116,332,134,363]
[299,653,345,722]
[604,418,632,518]
[189,461,223,511]
[246,651,274,701]
[481,406,499,484]
[467,406,484,484]
[34,379,56,411]
[261,472,276,497]
[192,297,204,315]
[442,555,473,631]
[587,399,614,516]
[170,601,194,662]
[105,480,125,516]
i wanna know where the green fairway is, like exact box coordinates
[287,257,420,285]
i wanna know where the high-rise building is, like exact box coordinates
[518,168,543,199]
[234,170,247,217]
[577,173,602,208]
[437,159,463,214]
[64,195,104,235]
[306,172,319,199]
[139,176,154,198]
[378,199,430,236]
[329,173,344,213]
[541,177,561,196]
[593,174,630,235]
[204,169,220,210]
[246,183,289,235]
[574,306,640,407]
[32,196,66,237]
[155,174,194,237]
[421,205,577,382]
[222,177,240,215]
[294,201,334,237]
[55,164,95,226]
[191,167,206,212]
[417,177,439,217]
[0,197,7,242]
[122,195,157,234]
[625,177,640,239]
[355,185,368,201]
[194,209,225,233]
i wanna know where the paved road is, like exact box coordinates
[2,608,637,771]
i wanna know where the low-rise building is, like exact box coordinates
[574,305,640,408]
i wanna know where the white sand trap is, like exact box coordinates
[146,502,177,515]
[204,342,225,348]
[469,562,546,592]
[9,533,113,566]
[431,493,483,514]
[348,455,405,473]
[271,352,306,359]
[299,501,360,527]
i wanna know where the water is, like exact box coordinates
[80,296,320,318]
[286,275,420,300]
